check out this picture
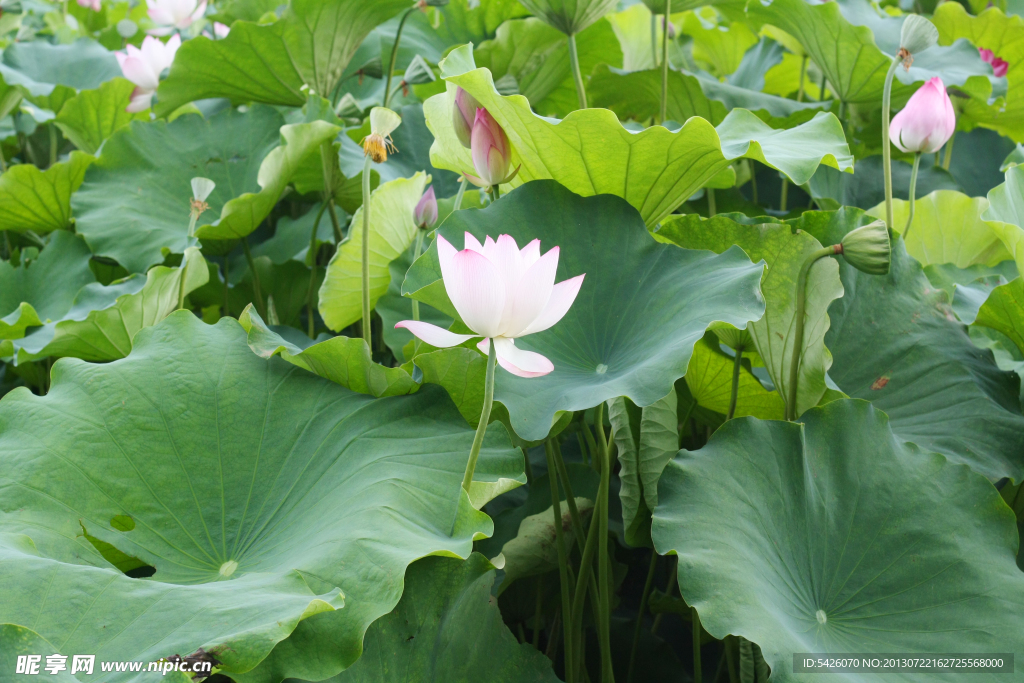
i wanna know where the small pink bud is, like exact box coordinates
[76,0,101,10]
[414,186,438,229]
[452,87,480,149]
[470,108,512,188]
[979,47,1009,78]
[889,77,955,154]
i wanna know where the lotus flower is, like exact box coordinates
[452,87,480,148]
[213,22,230,38]
[889,77,955,154]
[147,0,207,35]
[465,108,519,189]
[980,48,1009,78]
[77,0,101,11]
[396,233,585,377]
[115,35,181,112]
[414,186,438,229]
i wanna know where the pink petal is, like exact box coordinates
[519,273,585,336]
[520,239,541,269]
[437,234,458,280]
[120,57,159,90]
[126,89,155,112]
[503,245,559,337]
[463,232,485,254]
[493,337,553,378]
[889,77,954,154]
[443,247,506,338]
[395,320,476,348]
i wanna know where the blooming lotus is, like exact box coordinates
[980,48,1009,78]
[76,0,101,11]
[213,22,230,39]
[397,233,584,377]
[414,186,438,229]
[147,0,207,35]
[115,35,181,112]
[889,77,955,154]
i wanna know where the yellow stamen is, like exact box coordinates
[361,133,397,163]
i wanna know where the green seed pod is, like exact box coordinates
[900,15,938,57]
[710,322,753,351]
[840,220,891,275]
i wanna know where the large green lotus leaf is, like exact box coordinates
[474,16,623,118]
[867,190,1012,268]
[498,498,592,590]
[659,214,843,417]
[682,11,757,78]
[319,173,427,332]
[651,399,1024,683]
[403,181,766,441]
[54,78,146,155]
[0,313,503,682]
[0,151,91,233]
[330,554,559,682]
[589,65,830,130]
[0,231,95,340]
[810,157,961,213]
[515,0,618,35]
[155,0,408,114]
[74,107,337,272]
[797,208,1024,481]
[432,0,531,46]
[983,166,1024,275]
[933,4,1024,142]
[0,38,121,107]
[606,3,670,72]
[608,390,677,548]
[2,247,209,364]
[685,332,785,420]
[976,279,1024,357]
[424,45,852,228]
[238,304,417,398]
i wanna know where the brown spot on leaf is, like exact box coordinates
[871,375,890,391]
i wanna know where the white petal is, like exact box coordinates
[519,273,585,336]
[437,234,458,281]
[463,232,485,254]
[520,238,541,269]
[493,337,553,378]
[395,320,476,348]
[444,248,506,337]
[503,245,559,337]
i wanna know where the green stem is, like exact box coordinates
[942,131,956,170]
[328,200,343,245]
[533,576,544,648]
[659,0,671,123]
[453,176,468,210]
[383,7,415,109]
[780,178,789,213]
[627,552,659,683]
[411,229,425,322]
[241,236,267,320]
[568,33,588,110]
[818,74,827,102]
[796,55,807,103]
[490,185,501,202]
[569,481,602,682]
[707,188,716,217]
[595,402,613,683]
[651,13,659,67]
[692,606,703,682]
[903,152,921,242]
[881,55,902,230]
[462,338,496,492]
[786,246,840,421]
[726,346,743,420]
[750,163,758,204]
[305,201,329,338]
[49,123,57,167]
[0,142,8,173]
[546,441,575,679]
[361,154,373,346]
[650,556,677,635]
[222,257,229,318]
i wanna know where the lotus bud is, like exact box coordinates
[452,87,480,148]
[466,108,520,189]
[889,77,955,154]
[899,15,938,63]
[980,48,1009,78]
[362,106,401,163]
[839,220,891,275]
[710,322,753,351]
[414,186,438,229]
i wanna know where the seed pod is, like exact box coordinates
[839,220,891,275]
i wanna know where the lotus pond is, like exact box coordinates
[0,0,1023,681]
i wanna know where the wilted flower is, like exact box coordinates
[213,22,230,39]
[889,77,955,154]
[839,220,891,275]
[980,48,1009,78]
[465,108,519,189]
[361,107,401,163]
[396,233,585,377]
[147,0,207,35]
[115,35,181,112]
[414,186,438,229]
[76,0,101,11]
[452,87,480,148]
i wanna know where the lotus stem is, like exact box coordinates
[595,402,613,683]
[627,552,659,683]
[942,131,956,170]
[49,124,57,167]
[707,187,716,217]
[692,606,703,682]
[222,257,229,318]
[727,346,743,420]
[881,55,902,230]
[453,176,468,210]
[797,55,808,103]
[411,230,425,323]
[305,201,329,338]
[651,13,658,66]
[361,154,372,346]
[0,145,7,173]
[491,185,501,202]
[569,473,602,682]
[904,152,921,242]
[383,7,415,109]
[750,163,758,204]
[546,440,575,679]
[462,337,496,492]
[241,236,266,320]
[328,200,342,245]
[568,33,588,110]
[818,74,827,102]
[660,0,671,123]
[650,556,677,635]
[786,245,841,421]
[533,576,543,648]
[780,178,789,213]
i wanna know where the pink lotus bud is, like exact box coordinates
[414,186,438,229]
[889,77,955,154]
[76,0,101,11]
[452,87,480,149]
[214,22,230,39]
[979,47,1009,78]
[663,17,676,40]
[115,34,181,112]
[470,108,512,188]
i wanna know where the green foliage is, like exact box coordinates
[0,152,91,233]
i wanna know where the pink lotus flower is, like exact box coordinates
[889,77,955,154]
[980,47,1009,78]
[452,87,480,149]
[414,186,438,229]
[76,0,101,11]
[213,22,230,39]
[465,108,519,189]
[147,0,207,35]
[396,233,585,378]
[115,34,181,112]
